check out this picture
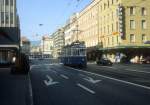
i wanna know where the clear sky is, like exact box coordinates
[17,0,91,41]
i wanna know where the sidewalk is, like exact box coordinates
[0,69,31,105]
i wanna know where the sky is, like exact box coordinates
[17,0,91,41]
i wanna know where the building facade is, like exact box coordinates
[30,41,41,54]
[21,36,30,54]
[64,13,79,45]
[78,0,99,48]
[42,35,53,56]
[98,0,150,62]
[76,0,150,62]
[52,28,65,58]
[0,0,19,27]
[78,0,100,60]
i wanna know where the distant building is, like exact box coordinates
[30,41,41,54]
[64,13,79,45]
[51,28,65,58]
[42,35,53,56]
[0,0,19,27]
[21,36,30,54]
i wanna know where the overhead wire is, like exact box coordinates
[76,0,83,8]
[54,0,76,28]
[53,0,85,32]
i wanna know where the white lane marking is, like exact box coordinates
[44,75,59,86]
[30,65,42,70]
[80,74,101,84]
[102,66,150,74]
[101,66,117,69]
[30,65,33,70]
[66,67,150,90]
[28,73,34,105]
[83,77,101,84]
[44,64,54,66]
[77,83,95,94]
[125,69,150,74]
[60,74,69,79]
[79,74,88,78]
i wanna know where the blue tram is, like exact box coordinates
[60,41,87,67]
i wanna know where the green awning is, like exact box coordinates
[98,45,150,51]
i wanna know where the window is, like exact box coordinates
[5,0,9,5]
[141,7,146,16]
[104,3,106,10]
[10,13,13,24]
[142,34,147,42]
[117,36,119,44]
[112,37,114,45]
[130,7,135,15]
[104,27,105,33]
[1,12,4,24]
[108,0,110,8]
[10,0,13,6]
[142,20,147,29]
[116,21,118,31]
[112,24,114,32]
[112,12,113,20]
[108,38,110,45]
[112,0,114,4]
[107,25,109,34]
[130,34,135,43]
[1,0,4,5]
[130,20,135,29]
[107,14,109,21]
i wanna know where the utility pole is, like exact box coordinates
[76,24,79,41]
[72,21,80,42]
[38,24,44,58]
[43,36,44,58]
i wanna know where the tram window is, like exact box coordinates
[73,48,76,56]
[77,49,79,56]
[79,49,85,56]
[73,49,75,56]
[66,49,69,55]
[69,48,71,56]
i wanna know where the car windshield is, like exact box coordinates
[0,0,150,105]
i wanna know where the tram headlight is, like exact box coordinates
[12,57,16,63]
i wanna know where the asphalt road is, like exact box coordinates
[84,63,150,87]
[30,59,150,105]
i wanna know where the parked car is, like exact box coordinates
[96,58,113,66]
[140,57,150,64]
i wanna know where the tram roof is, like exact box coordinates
[64,41,85,48]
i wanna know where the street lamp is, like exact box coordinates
[38,24,44,58]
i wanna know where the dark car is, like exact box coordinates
[96,58,113,66]
[140,57,150,64]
